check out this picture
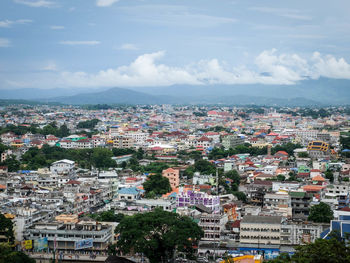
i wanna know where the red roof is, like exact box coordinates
[197,136,211,142]
[231,220,241,228]
[66,180,81,185]
[204,132,219,136]
[126,177,138,181]
[151,146,163,151]
[275,151,288,156]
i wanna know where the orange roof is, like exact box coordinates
[162,188,179,198]
[312,175,325,181]
[0,184,6,189]
[303,185,325,192]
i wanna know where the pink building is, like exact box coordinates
[162,168,180,190]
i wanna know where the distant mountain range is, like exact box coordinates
[0,78,349,106]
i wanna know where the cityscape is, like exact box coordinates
[1,1,350,263]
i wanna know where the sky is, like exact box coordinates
[1,0,350,89]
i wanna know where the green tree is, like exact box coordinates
[0,213,14,243]
[233,191,247,202]
[42,124,57,135]
[115,208,204,263]
[77,119,99,129]
[143,162,169,174]
[0,155,20,172]
[143,173,171,197]
[184,166,195,179]
[0,143,7,155]
[88,210,125,222]
[135,148,144,160]
[276,174,286,181]
[0,244,35,263]
[223,170,241,192]
[308,202,334,223]
[121,161,127,169]
[324,169,334,183]
[92,148,115,170]
[225,170,240,185]
[56,124,70,137]
[112,148,135,157]
[194,159,216,175]
[297,152,309,158]
[292,237,350,263]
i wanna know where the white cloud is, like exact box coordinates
[8,50,350,88]
[50,25,64,30]
[312,52,350,79]
[96,0,119,7]
[42,61,58,71]
[0,19,32,27]
[61,51,200,87]
[60,40,100,46]
[0,20,13,28]
[14,0,56,8]
[119,43,138,50]
[0,38,11,47]
[254,49,310,84]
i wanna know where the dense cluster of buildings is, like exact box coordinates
[1,104,350,261]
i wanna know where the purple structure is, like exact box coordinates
[176,190,220,213]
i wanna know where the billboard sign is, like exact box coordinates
[22,240,33,250]
[34,237,48,250]
[75,238,93,250]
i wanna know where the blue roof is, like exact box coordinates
[169,192,177,198]
[342,149,350,152]
[320,228,330,239]
[118,187,140,195]
[19,170,32,174]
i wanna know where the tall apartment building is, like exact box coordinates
[162,168,180,190]
[112,136,134,148]
[222,135,244,150]
[199,213,228,240]
[289,191,313,220]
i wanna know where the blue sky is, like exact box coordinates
[1,0,350,89]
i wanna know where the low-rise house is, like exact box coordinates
[117,187,142,201]
[50,159,75,174]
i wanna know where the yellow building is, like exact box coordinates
[307,141,329,152]
[307,141,330,159]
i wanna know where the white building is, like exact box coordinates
[50,159,75,174]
